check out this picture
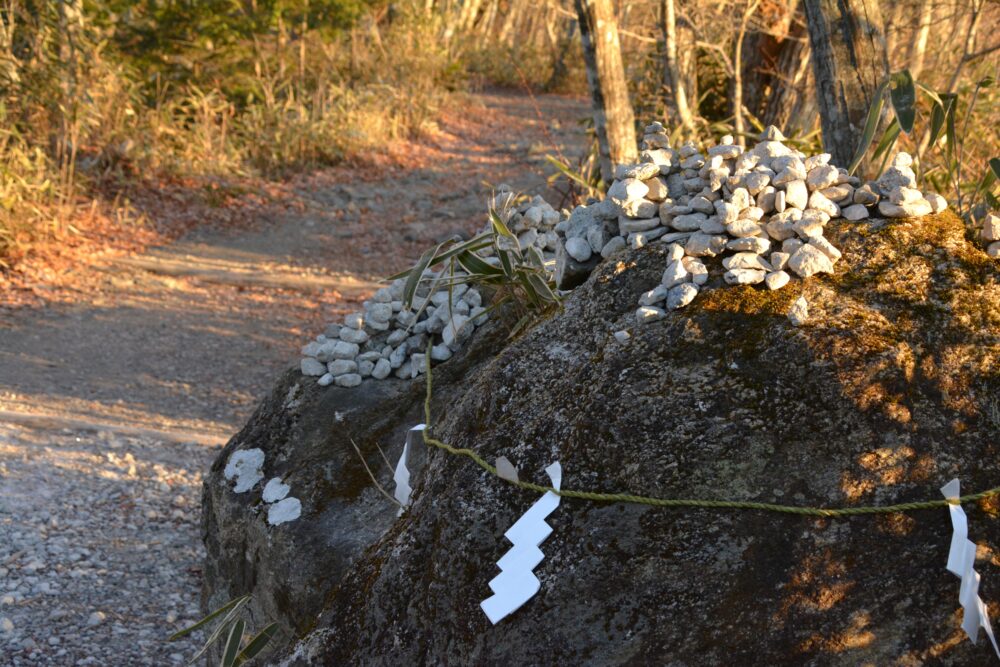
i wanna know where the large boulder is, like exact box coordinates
[203,212,1000,665]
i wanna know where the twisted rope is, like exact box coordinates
[420,351,1000,516]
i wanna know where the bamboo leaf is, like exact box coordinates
[402,244,441,308]
[889,70,916,134]
[871,118,901,165]
[990,157,1000,182]
[928,93,957,148]
[455,250,502,276]
[169,596,249,641]
[234,623,279,665]
[220,619,245,667]
[489,210,518,241]
[848,79,888,175]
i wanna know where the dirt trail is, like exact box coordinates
[0,92,588,443]
[0,92,589,665]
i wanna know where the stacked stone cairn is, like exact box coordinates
[299,189,562,388]
[558,122,948,324]
[983,213,1000,259]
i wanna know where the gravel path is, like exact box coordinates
[0,423,207,665]
[0,92,588,665]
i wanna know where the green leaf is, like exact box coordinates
[220,619,245,667]
[488,210,518,241]
[914,81,943,109]
[848,79,888,175]
[945,93,959,163]
[928,93,957,148]
[185,597,252,664]
[402,244,440,308]
[455,250,502,276]
[234,623,279,665]
[990,157,1000,182]
[889,69,917,134]
[169,596,249,641]
[871,117,901,164]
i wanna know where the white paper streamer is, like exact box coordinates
[481,461,562,624]
[941,479,1000,658]
[393,424,426,511]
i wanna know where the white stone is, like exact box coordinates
[372,358,392,379]
[807,191,840,218]
[442,314,473,350]
[224,449,266,493]
[723,252,772,271]
[724,269,766,285]
[787,295,809,326]
[607,178,649,203]
[340,327,369,344]
[267,497,302,526]
[601,236,627,258]
[328,359,358,376]
[926,192,948,213]
[841,203,869,221]
[639,285,668,306]
[784,180,808,209]
[878,198,932,218]
[987,241,1000,259]
[726,219,763,238]
[662,260,689,288]
[86,612,105,627]
[262,478,291,503]
[685,259,709,285]
[330,341,359,360]
[808,235,842,262]
[770,251,790,272]
[983,214,1000,242]
[301,358,326,376]
[614,330,631,344]
[317,373,335,386]
[685,233,728,257]
[788,244,835,278]
[806,164,839,190]
[726,236,771,254]
[666,283,699,309]
[765,270,790,290]
[565,237,593,262]
[636,306,667,324]
[335,373,362,388]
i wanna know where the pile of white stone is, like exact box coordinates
[299,189,562,388]
[983,213,1000,258]
[579,122,951,323]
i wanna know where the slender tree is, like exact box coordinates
[802,0,889,168]
[659,0,695,133]
[574,0,637,184]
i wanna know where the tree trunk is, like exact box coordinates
[762,18,815,134]
[659,0,695,133]
[908,0,933,79]
[802,0,889,170]
[575,0,637,184]
[732,0,761,147]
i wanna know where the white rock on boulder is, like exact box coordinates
[666,283,699,310]
[565,237,593,262]
[983,214,1000,242]
[788,244,835,279]
[787,295,809,326]
[765,270,790,290]
[301,358,326,377]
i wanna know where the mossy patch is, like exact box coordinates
[691,282,803,317]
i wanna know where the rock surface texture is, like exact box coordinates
[204,211,1000,664]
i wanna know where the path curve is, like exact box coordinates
[0,91,588,665]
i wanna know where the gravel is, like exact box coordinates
[0,423,213,665]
